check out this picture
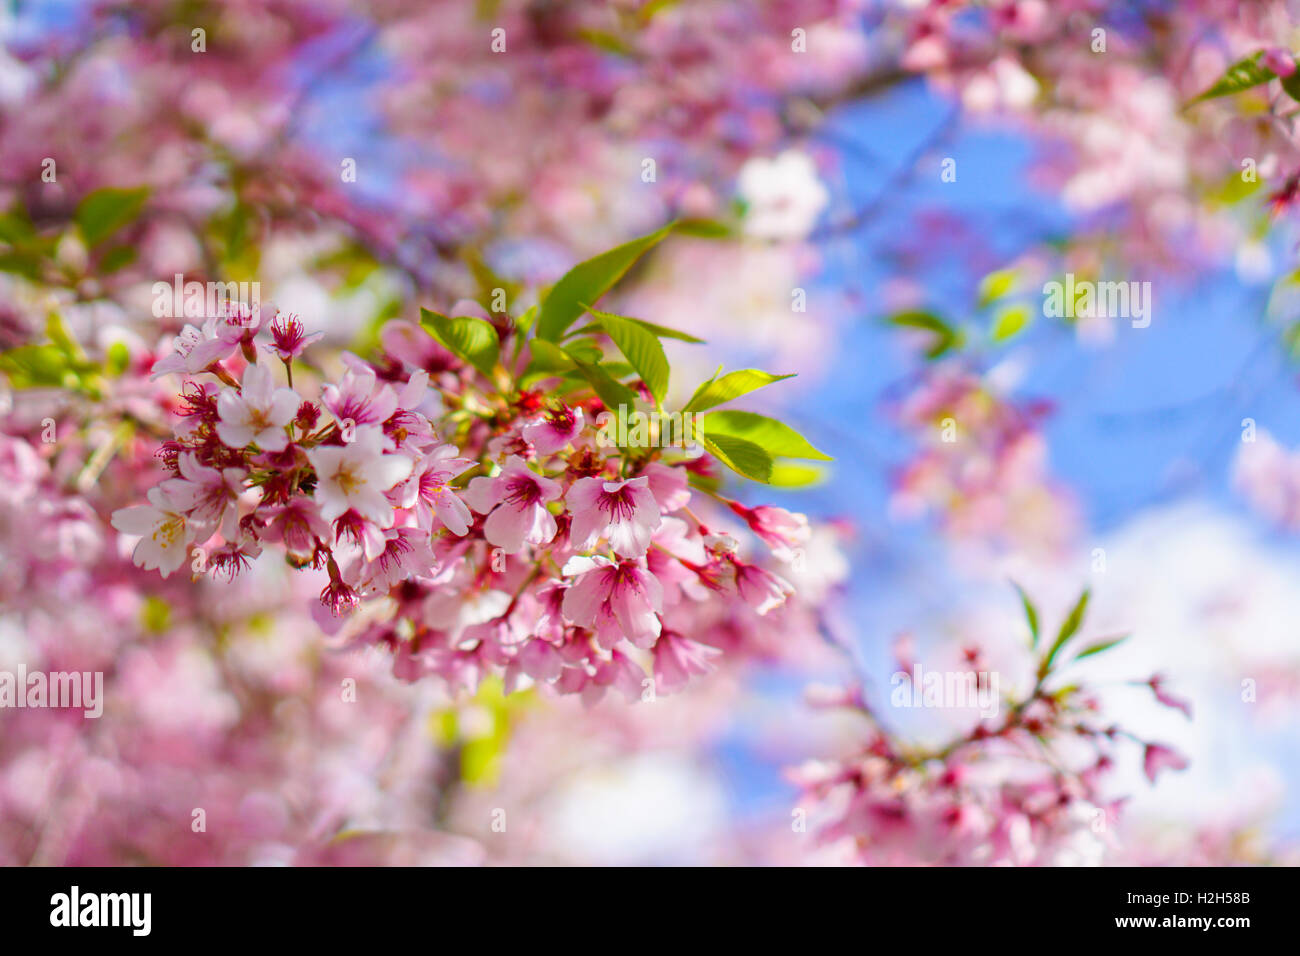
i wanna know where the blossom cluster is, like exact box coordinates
[790,591,1194,866]
[115,291,816,701]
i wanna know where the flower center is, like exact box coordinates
[600,487,636,521]
[335,464,363,496]
[247,407,273,431]
[152,514,185,548]
[504,475,540,507]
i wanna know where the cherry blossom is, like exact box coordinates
[566,475,662,558]
[561,555,665,650]
[109,485,201,577]
[215,363,300,452]
[307,427,413,526]
[463,456,562,554]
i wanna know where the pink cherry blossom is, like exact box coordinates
[215,363,300,451]
[347,527,437,594]
[566,475,662,558]
[149,322,236,379]
[654,630,722,695]
[266,312,323,361]
[110,485,201,577]
[728,501,810,560]
[521,404,584,455]
[1143,743,1190,784]
[462,455,561,554]
[592,649,648,702]
[643,462,691,513]
[320,364,400,431]
[259,498,330,566]
[1261,47,1296,78]
[732,558,794,616]
[329,509,389,563]
[1146,675,1194,720]
[396,445,474,536]
[161,451,244,540]
[306,426,413,526]
[561,555,663,649]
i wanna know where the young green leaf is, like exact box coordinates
[524,339,575,375]
[1012,581,1041,650]
[886,309,964,360]
[1281,66,1300,102]
[514,305,537,334]
[536,223,675,341]
[991,303,1032,343]
[419,308,500,378]
[1072,634,1129,661]
[701,409,830,461]
[767,461,828,488]
[1189,51,1275,103]
[569,315,704,343]
[682,369,795,413]
[0,344,73,388]
[76,187,150,246]
[978,268,1017,307]
[1042,588,1090,674]
[511,304,538,355]
[570,357,639,413]
[703,433,774,483]
[558,337,604,365]
[673,217,732,238]
[583,307,669,404]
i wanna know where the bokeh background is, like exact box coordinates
[0,0,1297,864]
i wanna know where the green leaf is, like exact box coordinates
[673,217,732,238]
[140,596,172,634]
[0,206,35,244]
[105,341,130,377]
[768,461,828,488]
[637,0,683,23]
[419,308,500,378]
[536,223,674,341]
[978,268,1017,307]
[703,433,773,483]
[886,309,964,359]
[1208,169,1263,205]
[570,316,704,343]
[511,304,539,363]
[513,304,538,337]
[1042,588,1090,674]
[0,344,71,387]
[1073,634,1129,661]
[99,245,138,272]
[1190,51,1276,103]
[1281,68,1300,102]
[525,339,575,374]
[702,409,830,461]
[683,368,794,413]
[570,358,639,412]
[76,187,149,246]
[583,307,669,405]
[991,303,1032,343]
[1012,582,1041,650]
[576,28,636,57]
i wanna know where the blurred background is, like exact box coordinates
[0,0,1297,864]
